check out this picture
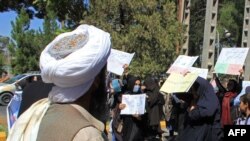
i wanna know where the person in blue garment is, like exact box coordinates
[179,76,223,141]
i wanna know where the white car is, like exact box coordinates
[0,72,41,105]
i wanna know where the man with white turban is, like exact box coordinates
[7,24,111,141]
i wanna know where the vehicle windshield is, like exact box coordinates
[3,74,26,84]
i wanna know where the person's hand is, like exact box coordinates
[141,85,146,91]
[119,103,126,110]
[183,71,190,76]
[122,64,129,69]
[189,105,196,112]
[239,69,244,76]
[110,88,114,94]
[132,112,141,120]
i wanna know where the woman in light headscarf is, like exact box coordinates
[8,25,111,141]
[179,76,223,141]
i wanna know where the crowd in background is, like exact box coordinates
[106,65,250,141]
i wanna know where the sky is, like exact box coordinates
[0,11,43,38]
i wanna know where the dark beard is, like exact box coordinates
[89,67,109,123]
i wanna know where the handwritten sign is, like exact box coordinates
[160,73,198,93]
[167,55,198,74]
[234,81,250,106]
[120,94,146,115]
[189,67,208,79]
[214,48,249,75]
[107,49,135,76]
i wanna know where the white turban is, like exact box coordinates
[40,24,111,103]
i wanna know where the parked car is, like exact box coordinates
[0,72,41,106]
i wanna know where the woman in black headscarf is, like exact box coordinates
[121,76,146,141]
[143,76,163,140]
[179,76,223,141]
[112,76,145,141]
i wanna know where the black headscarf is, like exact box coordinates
[125,76,140,94]
[144,76,159,91]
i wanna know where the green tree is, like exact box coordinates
[83,0,183,77]
[0,36,10,72]
[8,8,59,74]
[0,53,5,72]
[217,0,244,47]
[33,0,87,28]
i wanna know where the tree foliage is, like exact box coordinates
[8,8,59,74]
[83,0,183,77]
[217,0,244,47]
[0,36,10,72]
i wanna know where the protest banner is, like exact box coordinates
[120,94,146,115]
[167,55,199,74]
[189,67,208,79]
[107,49,135,76]
[234,81,250,106]
[214,48,249,75]
[160,73,198,94]
[6,91,22,131]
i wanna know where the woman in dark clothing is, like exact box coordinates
[179,76,223,141]
[143,76,162,140]
[121,76,145,141]
[214,73,243,126]
[112,76,145,141]
[168,93,190,141]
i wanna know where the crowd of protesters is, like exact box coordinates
[107,64,165,141]
[106,65,250,141]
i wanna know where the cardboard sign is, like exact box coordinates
[215,48,249,75]
[160,73,198,93]
[167,55,198,74]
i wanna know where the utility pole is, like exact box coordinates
[241,0,250,80]
[201,0,219,79]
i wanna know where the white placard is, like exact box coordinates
[107,49,135,76]
[216,48,249,65]
[167,55,199,74]
[215,48,249,75]
[120,94,146,115]
[189,67,208,79]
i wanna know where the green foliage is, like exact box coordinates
[0,53,5,72]
[8,8,59,74]
[33,0,86,28]
[83,0,183,78]
[217,0,244,47]
[4,0,245,77]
